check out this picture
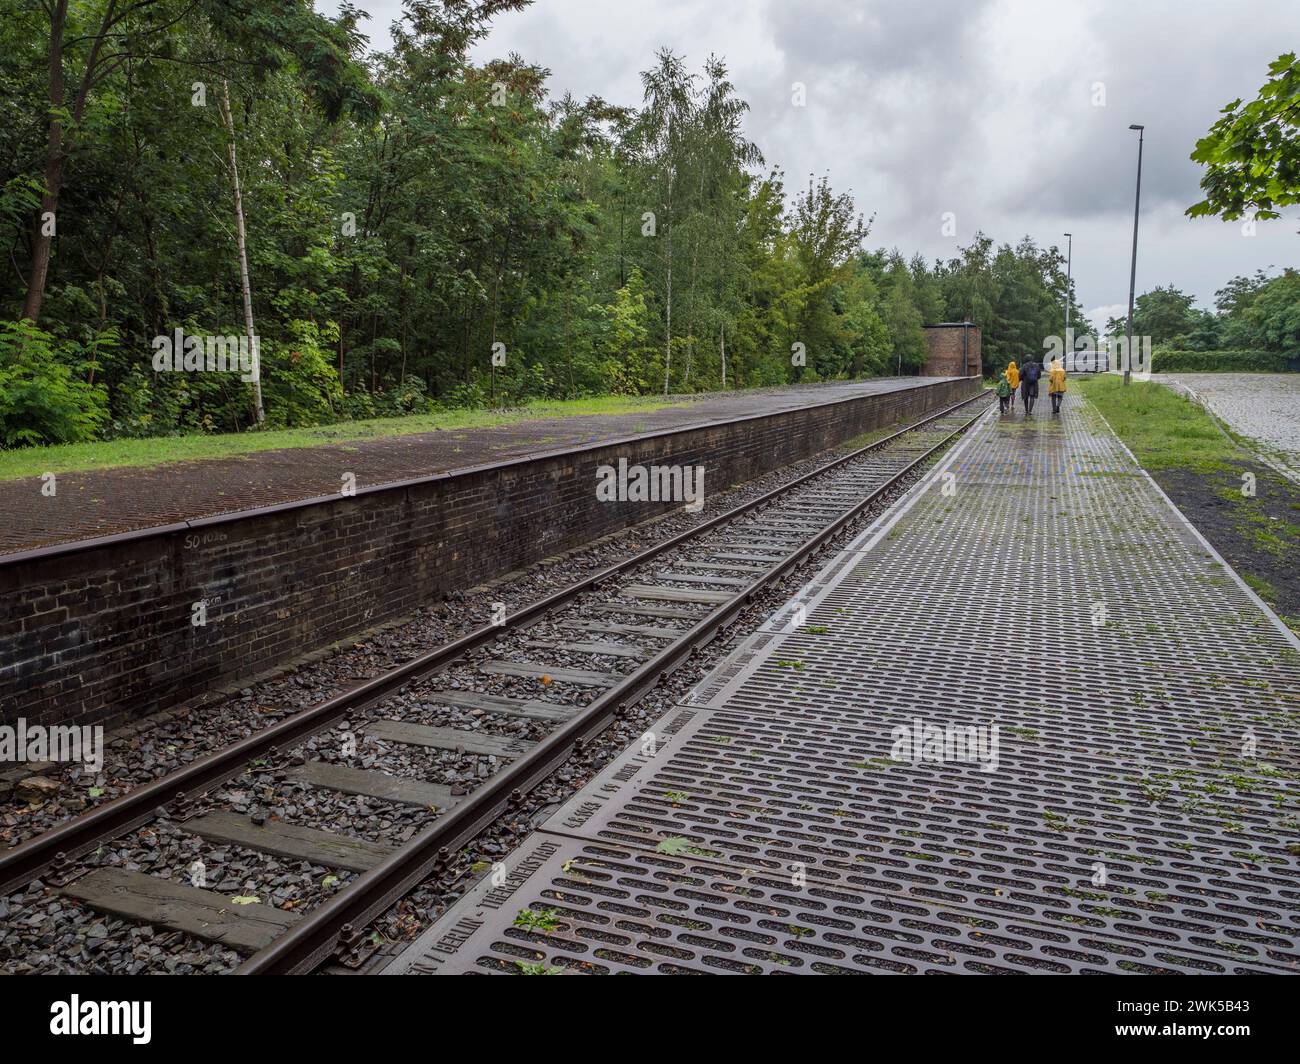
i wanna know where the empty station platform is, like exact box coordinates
[385,394,1300,976]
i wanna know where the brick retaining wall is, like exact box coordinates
[0,377,977,728]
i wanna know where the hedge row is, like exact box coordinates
[1153,349,1298,373]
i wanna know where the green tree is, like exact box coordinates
[788,175,869,380]
[1188,52,1300,229]
[1,3,1119,448]
[1105,286,1200,346]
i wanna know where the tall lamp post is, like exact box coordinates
[1063,232,1072,366]
[1123,124,1144,385]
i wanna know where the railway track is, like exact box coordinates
[0,391,991,974]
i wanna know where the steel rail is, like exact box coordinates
[0,391,987,900]
[236,392,992,974]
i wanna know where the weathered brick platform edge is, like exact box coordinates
[1,376,977,728]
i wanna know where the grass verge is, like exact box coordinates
[1078,374,1300,632]
[1074,375,1247,473]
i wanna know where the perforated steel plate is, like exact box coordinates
[385,833,1288,975]
[386,397,1300,975]
[524,703,1300,970]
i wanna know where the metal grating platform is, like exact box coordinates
[385,396,1300,975]
[384,835,1289,975]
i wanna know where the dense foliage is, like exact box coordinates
[1150,349,1297,373]
[1161,52,1300,374]
[2,0,1084,445]
[1105,270,1300,360]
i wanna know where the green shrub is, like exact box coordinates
[261,320,345,428]
[342,387,376,420]
[0,319,110,446]
[373,375,432,416]
[106,368,178,439]
[1152,348,1297,373]
[439,379,491,410]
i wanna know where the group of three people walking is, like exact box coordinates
[996,357,1066,415]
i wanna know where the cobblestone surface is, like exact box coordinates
[1155,373,1300,481]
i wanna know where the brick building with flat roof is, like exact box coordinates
[922,322,981,377]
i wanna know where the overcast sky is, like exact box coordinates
[323,0,1300,333]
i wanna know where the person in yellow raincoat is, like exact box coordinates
[1005,360,1019,410]
[1048,356,1067,414]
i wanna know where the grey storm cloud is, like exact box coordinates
[760,0,993,75]
[1027,3,1291,219]
[748,0,998,227]
[330,0,1300,326]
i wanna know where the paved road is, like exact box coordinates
[1155,373,1300,481]
[386,393,1300,975]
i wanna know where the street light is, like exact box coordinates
[1063,232,1072,366]
[1123,124,1144,385]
